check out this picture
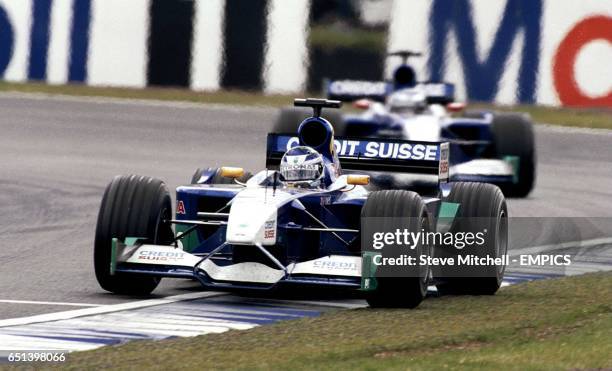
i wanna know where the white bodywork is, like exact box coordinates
[121,242,362,284]
[225,173,359,246]
[453,159,514,177]
[360,87,514,179]
[226,187,287,246]
[117,174,366,284]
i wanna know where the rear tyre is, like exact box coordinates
[191,167,252,185]
[94,175,174,295]
[272,107,345,136]
[362,190,431,308]
[490,113,536,197]
[435,182,507,295]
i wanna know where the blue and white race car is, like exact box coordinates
[95,99,508,309]
[275,51,536,197]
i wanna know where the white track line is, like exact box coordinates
[0,292,227,328]
[3,237,610,328]
[244,298,367,309]
[0,300,103,307]
[509,237,612,257]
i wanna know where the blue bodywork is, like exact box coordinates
[325,59,515,186]
[114,112,451,291]
[168,184,366,289]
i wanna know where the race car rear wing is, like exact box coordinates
[266,134,449,181]
[325,79,455,105]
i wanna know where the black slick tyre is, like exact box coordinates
[490,113,536,197]
[435,182,508,295]
[94,175,174,295]
[362,190,431,308]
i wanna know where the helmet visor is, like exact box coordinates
[280,164,321,181]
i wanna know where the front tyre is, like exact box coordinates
[435,182,508,295]
[94,175,174,295]
[491,113,536,197]
[362,190,431,308]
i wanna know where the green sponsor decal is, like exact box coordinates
[111,237,147,275]
[110,238,118,276]
[124,237,144,246]
[438,201,459,219]
[504,155,520,184]
[437,202,459,233]
[175,225,200,252]
[361,251,378,291]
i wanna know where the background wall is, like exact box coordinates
[388,0,612,107]
[0,0,609,107]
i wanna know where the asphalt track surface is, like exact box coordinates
[0,92,611,324]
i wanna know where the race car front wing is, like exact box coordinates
[110,238,364,290]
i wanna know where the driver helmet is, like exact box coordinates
[279,146,324,187]
[387,89,427,114]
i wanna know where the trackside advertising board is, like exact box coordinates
[0,0,609,107]
[388,0,611,107]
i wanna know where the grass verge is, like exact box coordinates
[34,272,612,370]
[470,103,612,130]
[0,82,292,108]
[309,25,386,52]
[0,82,610,129]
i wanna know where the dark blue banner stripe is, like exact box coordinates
[147,0,195,87]
[68,0,91,82]
[0,6,14,75]
[28,0,53,80]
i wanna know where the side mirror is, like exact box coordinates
[347,174,370,185]
[446,102,466,113]
[219,167,244,179]
[352,99,371,110]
